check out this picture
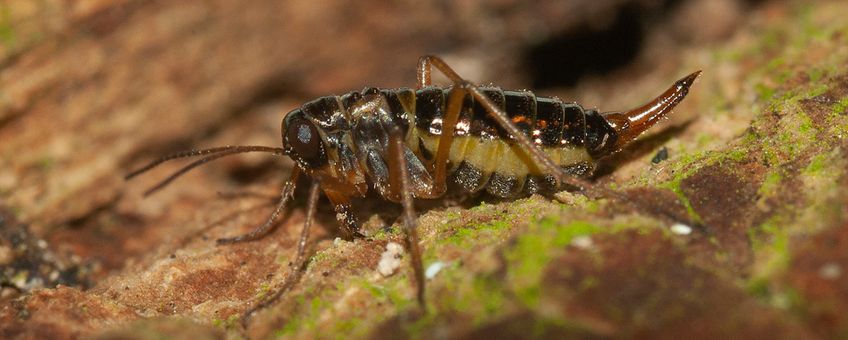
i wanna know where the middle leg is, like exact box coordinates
[386,123,426,308]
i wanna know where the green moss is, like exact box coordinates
[274,294,332,337]
[0,6,14,48]
[723,149,747,163]
[361,278,412,311]
[746,216,791,305]
[504,218,600,308]
[805,83,831,100]
[309,251,331,265]
[369,228,390,240]
[803,153,827,175]
[408,266,508,333]
[757,103,820,166]
[653,147,712,220]
[758,170,783,196]
[445,220,510,248]
[575,197,599,213]
[833,97,848,115]
[798,4,828,41]
[759,29,782,51]
[469,275,507,319]
[807,68,824,82]
[659,177,703,226]
[444,211,461,220]
[694,133,714,148]
[255,282,272,300]
[212,315,239,329]
[274,299,304,336]
[434,201,546,252]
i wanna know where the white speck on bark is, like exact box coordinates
[571,236,594,249]
[377,242,404,277]
[425,261,445,279]
[819,262,842,280]
[670,223,693,235]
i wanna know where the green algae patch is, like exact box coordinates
[504,217,601,308]
[758,170,784,197]
[445,220,511,249]
[428,268,507,325]
[659,174,704,225]
[0,6,14,48]
[212,314,240,330]
[748,216,791,292]
[833,97,848,115]
[759,104,821,166]
[795,148,848,230]
[273,295,328,337]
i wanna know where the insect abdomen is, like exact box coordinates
[412,87,595,198]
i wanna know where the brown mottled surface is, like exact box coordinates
[786,223,848,339]
[2,0,848,339]
[1,286,136,339]
[543,230,813,339]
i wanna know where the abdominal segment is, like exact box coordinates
[411,87,595,198]
[417,132,593,198]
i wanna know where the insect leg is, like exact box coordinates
[424,87,468,197]
[386,123,426,308]
[240,180,321,327]
[415,59,476,197]
[294,182,321,263]
[216,167,301,244]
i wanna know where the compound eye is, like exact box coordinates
[285,119,326,168]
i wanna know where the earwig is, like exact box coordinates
[126,55,700,323]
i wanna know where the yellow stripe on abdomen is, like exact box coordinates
[416,129,592,177]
